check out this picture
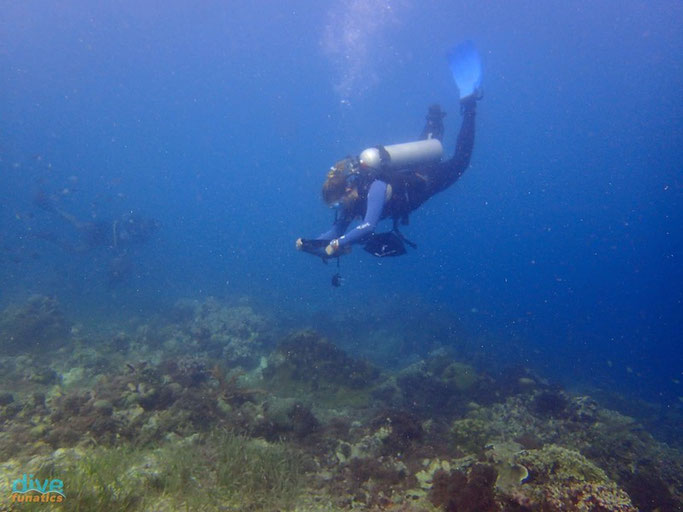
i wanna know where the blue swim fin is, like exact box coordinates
[448,40,482,100]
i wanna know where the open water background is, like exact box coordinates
[1,0,681,408]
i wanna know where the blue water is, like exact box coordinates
[1,1,681,407]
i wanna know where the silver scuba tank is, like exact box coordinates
[358,138,443,170]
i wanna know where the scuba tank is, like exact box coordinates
[358,138,443,171]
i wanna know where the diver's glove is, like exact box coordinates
[296,237,330,255]
[297,237,350,259]
[324,239,340,256]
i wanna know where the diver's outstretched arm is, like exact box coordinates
[296,217,350,258]
[297,180,386,258]
[53,206,87,230]
[33,191,88,230]
[31,231,78,253]
[335,180,387,248]
[316,217,350,242]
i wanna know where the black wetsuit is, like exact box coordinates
[318,99,477,248]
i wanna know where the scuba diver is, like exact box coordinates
[32,191,159,284]
[296,41,483,263]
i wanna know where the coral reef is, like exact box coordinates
[0,295,70,355]
[429,463,499,512]
[175,297,269,366]
[369,409,424,456]
[0,296,680,512]
[395,354,497,418]
[532,389,570,417]
[263,329,380,409]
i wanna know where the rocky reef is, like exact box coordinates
[0,295,71,356]
[0,296,680,511]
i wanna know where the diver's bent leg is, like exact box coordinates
[430,100,476,194]
[420,104,446,141]
[452,100,476,172]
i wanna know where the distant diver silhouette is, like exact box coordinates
[33,190,159,284]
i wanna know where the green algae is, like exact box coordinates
[16,446,146,512]
[161,430,304,510]
[14,430,303,512]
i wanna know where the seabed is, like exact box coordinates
[0,295,680,511]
